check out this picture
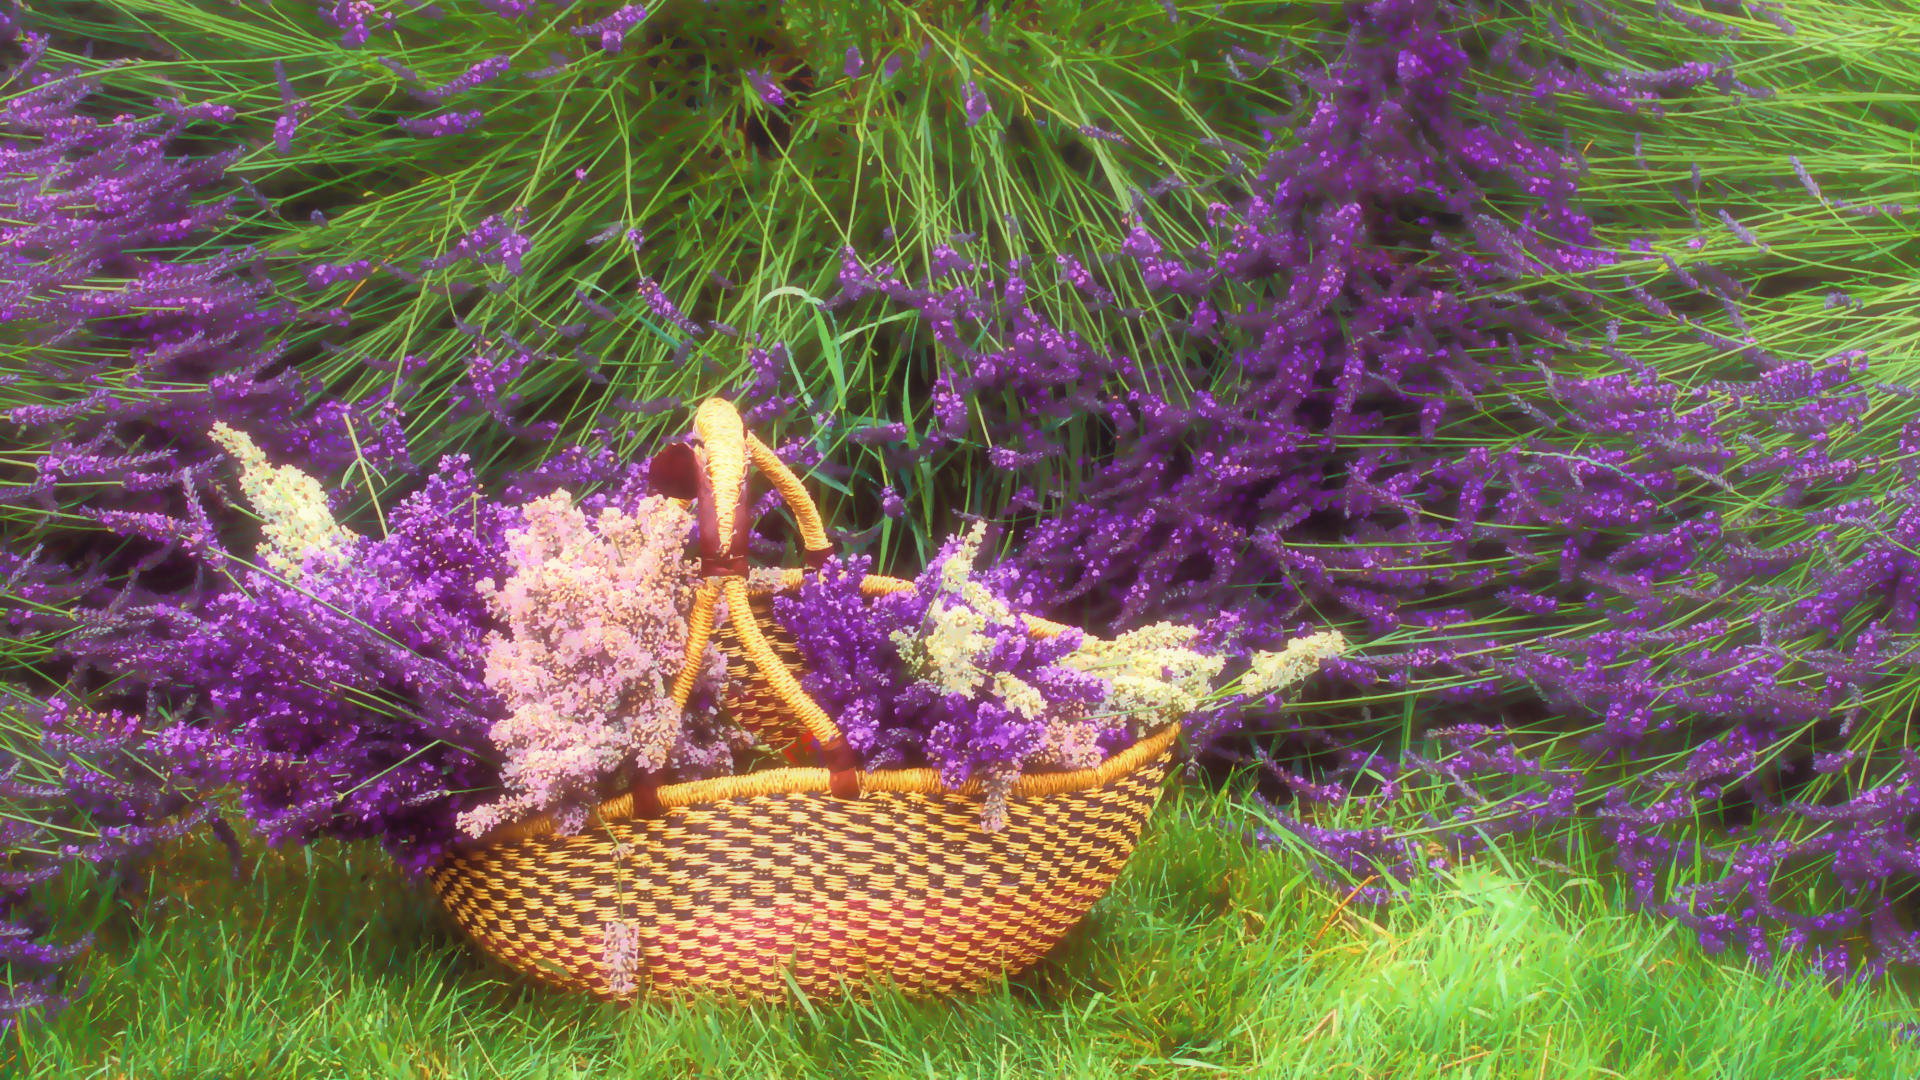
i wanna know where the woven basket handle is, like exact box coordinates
[650,398,861,797]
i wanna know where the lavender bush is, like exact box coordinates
[0,691,218,1030]
[1341,0,1920,981]
[763,0,1920,982]
[0,23,408,684]
[9,0,1303,529]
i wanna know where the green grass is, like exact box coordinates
[22,782,1918,1079]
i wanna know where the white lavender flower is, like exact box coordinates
[209,422,353,579]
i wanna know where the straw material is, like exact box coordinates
[427,398,1176,1001]
[428,728,1173,1001]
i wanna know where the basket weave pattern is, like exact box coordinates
[427,743,1170,1000]
[426,399,1176,1001]
[712,591,812,758]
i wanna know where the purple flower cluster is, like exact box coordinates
[772,524,1342,827]
[745,69,786,108]
[397,109,486,138]
[771,555,909,764]
[0,49,407,660]
[0,696,216,1029]
[72,456,515,873]
[774,541,1108,823]
[571,4,648,53]
[420,212,533,277]
[776,547,1068,768]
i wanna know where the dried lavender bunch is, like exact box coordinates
[79,451,515,873]
[768,553,914,769]
[69,426,751,863]
[205,423,356,579]
[777,524,1345,827]
[457,490,734,838]
[888,524,1114,827]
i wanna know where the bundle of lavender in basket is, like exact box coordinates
[106,425,1343,872]
[110,424,742,871]
[772,522,1346,829]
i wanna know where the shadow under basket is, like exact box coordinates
[425,397,1176,1002]
[426,723,1176,1002]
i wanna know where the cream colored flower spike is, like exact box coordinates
[209,422,354,579]
[1063,622,1225,730]
[1243,630,1349,699]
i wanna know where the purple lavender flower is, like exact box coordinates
[776,529,1124,827]
[304,260,377,290]
[323,0,378,46]
[570,4,648,53]
[746,69,786,108]
[774,554,913,766]
[1790,155,1824,204]
[397,109,485,137]
[961,81,991,127]
[273,112,300,154]
[1718,208,1762,247]
[421,212,532,276]
[789,0,1920,984]
[1077,124,1129,145]
[422,55,512,99]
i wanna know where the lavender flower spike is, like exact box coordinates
[571,4,648,53]
[961,81,992,127]
[208,423,352,578]
[746,69,785,108]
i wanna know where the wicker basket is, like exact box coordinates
[427,399,1177,1002]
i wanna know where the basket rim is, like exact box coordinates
[464,721,1180,849]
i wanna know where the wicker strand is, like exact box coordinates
[721,575,843,746]
[475,722,1179,846]
[669,578,721,711]
[693,398,748,547]
[745,432,831,559]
